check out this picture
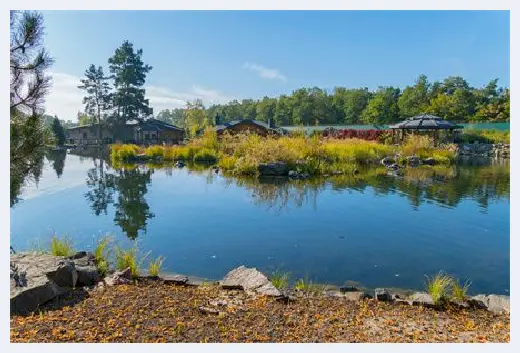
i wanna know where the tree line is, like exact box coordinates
[156,75,509,134]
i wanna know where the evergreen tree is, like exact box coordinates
[51,116,66,146]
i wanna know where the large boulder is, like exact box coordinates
[374,288,392,301]
[381,157,395,168]
[221,266,281,296]
[258,162,289,176]
[10,252,102,315]
[470,294,510,314]
[409,292,435,307]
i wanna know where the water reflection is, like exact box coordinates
[72,147,509,240]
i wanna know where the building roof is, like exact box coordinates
[214,119,273,132]
[388,114,463,130]
[66,119,183,132]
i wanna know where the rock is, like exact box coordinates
[288,170,298,178]
[198,306,220,315]
[71,252,99,286]
[422,157,436,166]
[469,294,509,314]
[449,297,469,308]
[381,157,395,167]
[46,260,78,288]
[339,286,359,293]
[221,266,281,297]
[409,292,435,307]
[162,274,188,285]
[406,156,421,167]
[175,161,185,168]
[10,253,70,315]
[374,288,392,301]
[394,298,412,306]
[257,162,288,176]
[105,267,132,286]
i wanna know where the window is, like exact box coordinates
[69,139,74,144]
[151,133,156,139]
[83,132,87,139]
[145,134,150,140]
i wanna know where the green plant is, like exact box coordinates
[97,259,109,277]
[451,278,472,300]
[193,148,218,163]
[50,235,74,256]
[425,272,453,305]
[294,277,326,293]
[148,256,165,277]
[93,236,111,277]
[115,246,150,279]
[271,270,291,289]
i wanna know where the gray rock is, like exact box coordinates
[288,170,298,178]
[381,157,395,167]
[257,162,288,176]
[344,291,371,301]
[339,286,359,293]
[409,292,435,307]
[162,274,188,285]
[105,267,132,286]
[374,288,392,301]
[46,260,78,288]
[470,294,510,314]
[76,266,100,286]
[221,265,281,296]
[422,157,436,166]
[406,156,421,167]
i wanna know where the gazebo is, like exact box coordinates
[388,114,463,144]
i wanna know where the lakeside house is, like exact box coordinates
[199,116,286,137]
[66,118,185,146]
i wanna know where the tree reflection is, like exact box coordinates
[85,158,116,216]
[10,149,45,207]
[45,149,66,178]
[113,167,154,240]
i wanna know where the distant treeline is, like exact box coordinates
[156,75,509,131]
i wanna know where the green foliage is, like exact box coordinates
[50,235,74,257]
[144,146,165,159]
[271,270,291,289]
[459,129,510,144]
[93,236,111,277]
[451,279,472,300]
[51,117,66,146]
[148,256,165,277]
[115,247,140,279]
[193,148,218,163]
[425,272,453,305]
[110,144,139,161]
[294,277,326,293]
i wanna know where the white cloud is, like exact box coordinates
[243,62,287,82]
[43,72,233,121]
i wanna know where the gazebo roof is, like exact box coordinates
[388,114,463,130]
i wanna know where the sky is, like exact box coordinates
[40,10,510,121]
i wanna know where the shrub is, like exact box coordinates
[193,148,218,163]
[144,145,165,159]
[451,279,472,300]
[218,155,237,170]
[50,235,74,257]
[148,256,165,277]
[94,236,111,276]
[271,270,291,289]
[425,272,453,305]
[110,144,139,161]
[459,129,510,144]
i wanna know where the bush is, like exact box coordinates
[50,235,74,257]
[115,246,149,279]
[193,148,218,163]
[94,236,111,277]
[451,279,471,300]
[144,146,165,159]
[110,144,140,161]
[459,129,510,144]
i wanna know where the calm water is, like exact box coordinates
[10,150,510,294]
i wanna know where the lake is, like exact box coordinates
[10,150,510,295]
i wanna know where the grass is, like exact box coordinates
[93,236,111,277]
[50,236,74,257]
[459,129,510,144]
[270,270,291,289]
[110,132,456,175]
[425,272,453,305]
[115,246,150,279]
[149,256,165,277]
[294,277,327,294]
[452,279,472,300]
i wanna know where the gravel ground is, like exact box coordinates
[10,282,510,343]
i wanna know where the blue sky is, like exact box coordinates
[41,10,510,120]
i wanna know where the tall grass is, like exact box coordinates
[294,277,327,294]
[148,256,165,277]
[115,246,150,279]
[110,144,139,161]
[425,272,453,305]
[93,236,111,277]
[271,270,291,289]
[451,279,472,300]
[50,236,74,257]
[460,129,510,144]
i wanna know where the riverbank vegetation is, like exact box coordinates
[110,131,457,176]
[458,128,510,144]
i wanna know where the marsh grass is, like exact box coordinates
[425,272,453,305]
[451,279,472,300]
[294,277,327,294]
[115,246,150,279]
[94,236,111,277]
[148,256,165,277]
[271,270,291,289]
[50,235,74,257]
[460,129,510,144]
